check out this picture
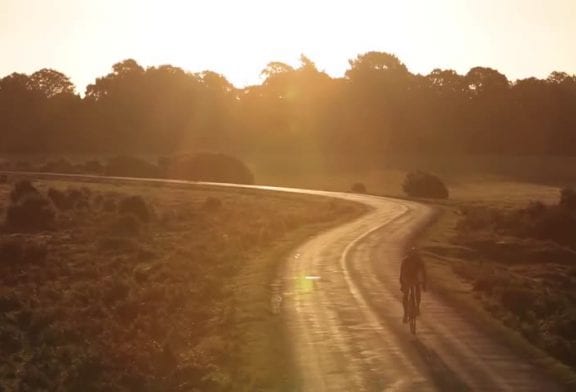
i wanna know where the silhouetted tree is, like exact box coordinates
[28,69,75,98]
[0,52,575,165]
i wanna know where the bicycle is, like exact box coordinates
[406,285,418,334]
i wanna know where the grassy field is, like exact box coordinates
[416,180,576,386]
[4,153,576,387]
[248,153,576,195]
[6,153,576,195]
[0,176,364,391]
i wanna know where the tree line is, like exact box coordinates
[1,52,575,158]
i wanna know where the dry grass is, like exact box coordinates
[0,177,364,391]
[418,181,576,387]
[250,154,565,204]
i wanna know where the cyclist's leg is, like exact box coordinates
[415,284,421,314]
[401,285,408,322]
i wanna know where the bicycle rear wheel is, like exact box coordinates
[408,286,417,334]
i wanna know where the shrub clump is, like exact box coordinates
[108,214,141,237]
[0,237,48,266]
[47,187,90,210]
[10,180,40,203]
[350,182,367,194]
[167,153,255,185]
[118,195,151,222]
[39,159,76,174]
[82,160,103,175]
[527,207,576,245]
[105,156,161,178]
[460,200,576,247]
[402,171,449,199]
[47,188,68,210]
[5,182,55,232]
[559,187,576,211]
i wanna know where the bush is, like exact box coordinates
[459,202,576,247]
[560,187,576,211]
[47,188,72,210]
[524,200,546,217]
[167,153,254,185]
[529,206,576,245]
[6,182,55,232]
[0,328,22,354]
[10,180,40,203]
[39,159,75,174]
[105,156,161,178]
[6,193,55,232]
[0,237,48,265]
[118,195,150,222]
[350,182,367,194]
[47,187,91,210]
[82,160,104,175]
[0,294,20,312]
[110,214,141,236]
[458,206,500,232]
[497,286,535,317]
[402,171,449,199]
[14,161,31,171]
[70,188,91,209]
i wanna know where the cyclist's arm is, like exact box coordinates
[399,260,406,286]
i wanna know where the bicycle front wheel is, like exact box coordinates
[408,287,417,334]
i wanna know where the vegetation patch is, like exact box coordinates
[5,181,55,232]
[0,177,363,390]
[403,171,449,199]
[421,185,576,380]
[350,182,367,194]
[165,153,255,185]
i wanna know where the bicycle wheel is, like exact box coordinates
[408,286,417,334]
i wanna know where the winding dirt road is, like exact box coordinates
[280,193,564,391]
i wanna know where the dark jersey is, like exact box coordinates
[400,253,426,286]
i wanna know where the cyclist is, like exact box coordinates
[400,246,427,323]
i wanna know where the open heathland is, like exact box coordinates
[0,177,364,391]
[418,180,576,383]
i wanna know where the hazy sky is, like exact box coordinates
[1,0,575,94]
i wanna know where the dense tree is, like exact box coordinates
[346,52,408,77]
[465,67,509,95]
[28,69,75,98]
[0,70,81,152]
[0,52,576,159]
[238,56,333,156]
